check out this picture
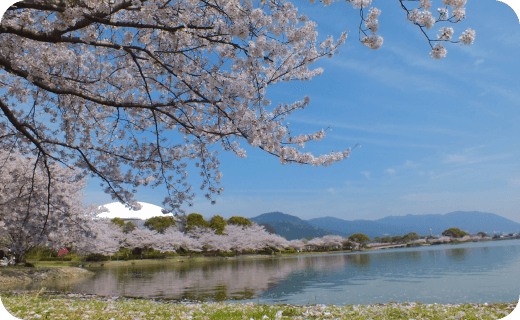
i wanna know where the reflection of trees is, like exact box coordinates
[69,254,349,300]
[445,248,469,261]
[347,253,372,267]
[406,251,422,260]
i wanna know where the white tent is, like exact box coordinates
[97,202,171,220]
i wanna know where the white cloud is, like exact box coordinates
[475,59,484,66]
[327,188,336,194]
[404,160,420,168]
[512,178,520,187]
[360,171,371,179]
[385,168,396,175]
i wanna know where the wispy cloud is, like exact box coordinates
[444,154,467,163]
[329,134,440,149]
[403,160,420,168]
[442,147,513,166]
[290,117,473,138]
[512,178,520,187]
[463,145,488,152]
[360,171,371,179]
[326,57,453,94]
[385,168,396,175]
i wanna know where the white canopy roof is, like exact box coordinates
[97,201,171,220]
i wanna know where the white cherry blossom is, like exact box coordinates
[0,0,475,224]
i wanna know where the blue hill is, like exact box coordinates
[249,211,520,240]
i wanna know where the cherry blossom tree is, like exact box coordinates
[152,226,192,253]
[77,218,124,258]
[125,227,161,255]
[286,238,306,251]
[0,0,475,223]
[0,150,97,263]
[187,225,231,253]
[321,234,344,249]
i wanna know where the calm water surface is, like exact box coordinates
[5,239,520,305]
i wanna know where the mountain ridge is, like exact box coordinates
[249,211,520,240]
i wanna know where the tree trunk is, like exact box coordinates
[13,251,26,264]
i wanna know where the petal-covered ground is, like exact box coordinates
[1,291,516,320]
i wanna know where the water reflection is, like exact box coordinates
[4,240,520,305]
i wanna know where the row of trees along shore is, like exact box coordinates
[21,214,501,264]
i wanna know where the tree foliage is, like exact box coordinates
[0,150,96,262]
[185,213,210,232]
[144,216,177,234]
[348,233,371,244]
[209,215,227,235]
[402,232,420,242]
[227,216,253,227]
[110,217,136,233]
[0,0,475,219]
[110,218,126,228]
[442,228,469,238]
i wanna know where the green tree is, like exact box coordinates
[348,233,371,250]
[380,236,392,243]
[391,235,403,244]
[111,217,126,228]
[124,221,136,233]
[227,216,253,227]
[111,217,135,233]
[144,216,177,234]
[186,213,210,232]
[477,232,489,238]
[442,228,469,238]
[209,215,227,235]
[402,232,420,242]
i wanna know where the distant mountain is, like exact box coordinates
[257,223,278,235]
[249,211,520,240]
[375,211,520,237]
[250,212,331,240]
[306,217,410,239]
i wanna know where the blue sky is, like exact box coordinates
[1,1,519,223]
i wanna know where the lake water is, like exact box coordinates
[5,239,520,305]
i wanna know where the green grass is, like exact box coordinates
[1,291,516,320]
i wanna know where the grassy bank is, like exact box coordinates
[1,290,515,320]
[0,267,94,287]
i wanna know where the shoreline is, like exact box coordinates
[0,267,94,288]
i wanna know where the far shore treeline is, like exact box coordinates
[4,210,518,265]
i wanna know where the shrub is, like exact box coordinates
[39,257,72,261]
[24,262,35,268]
[216,251,235,257]
[84,254,110,262]
[143,252,166,259]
